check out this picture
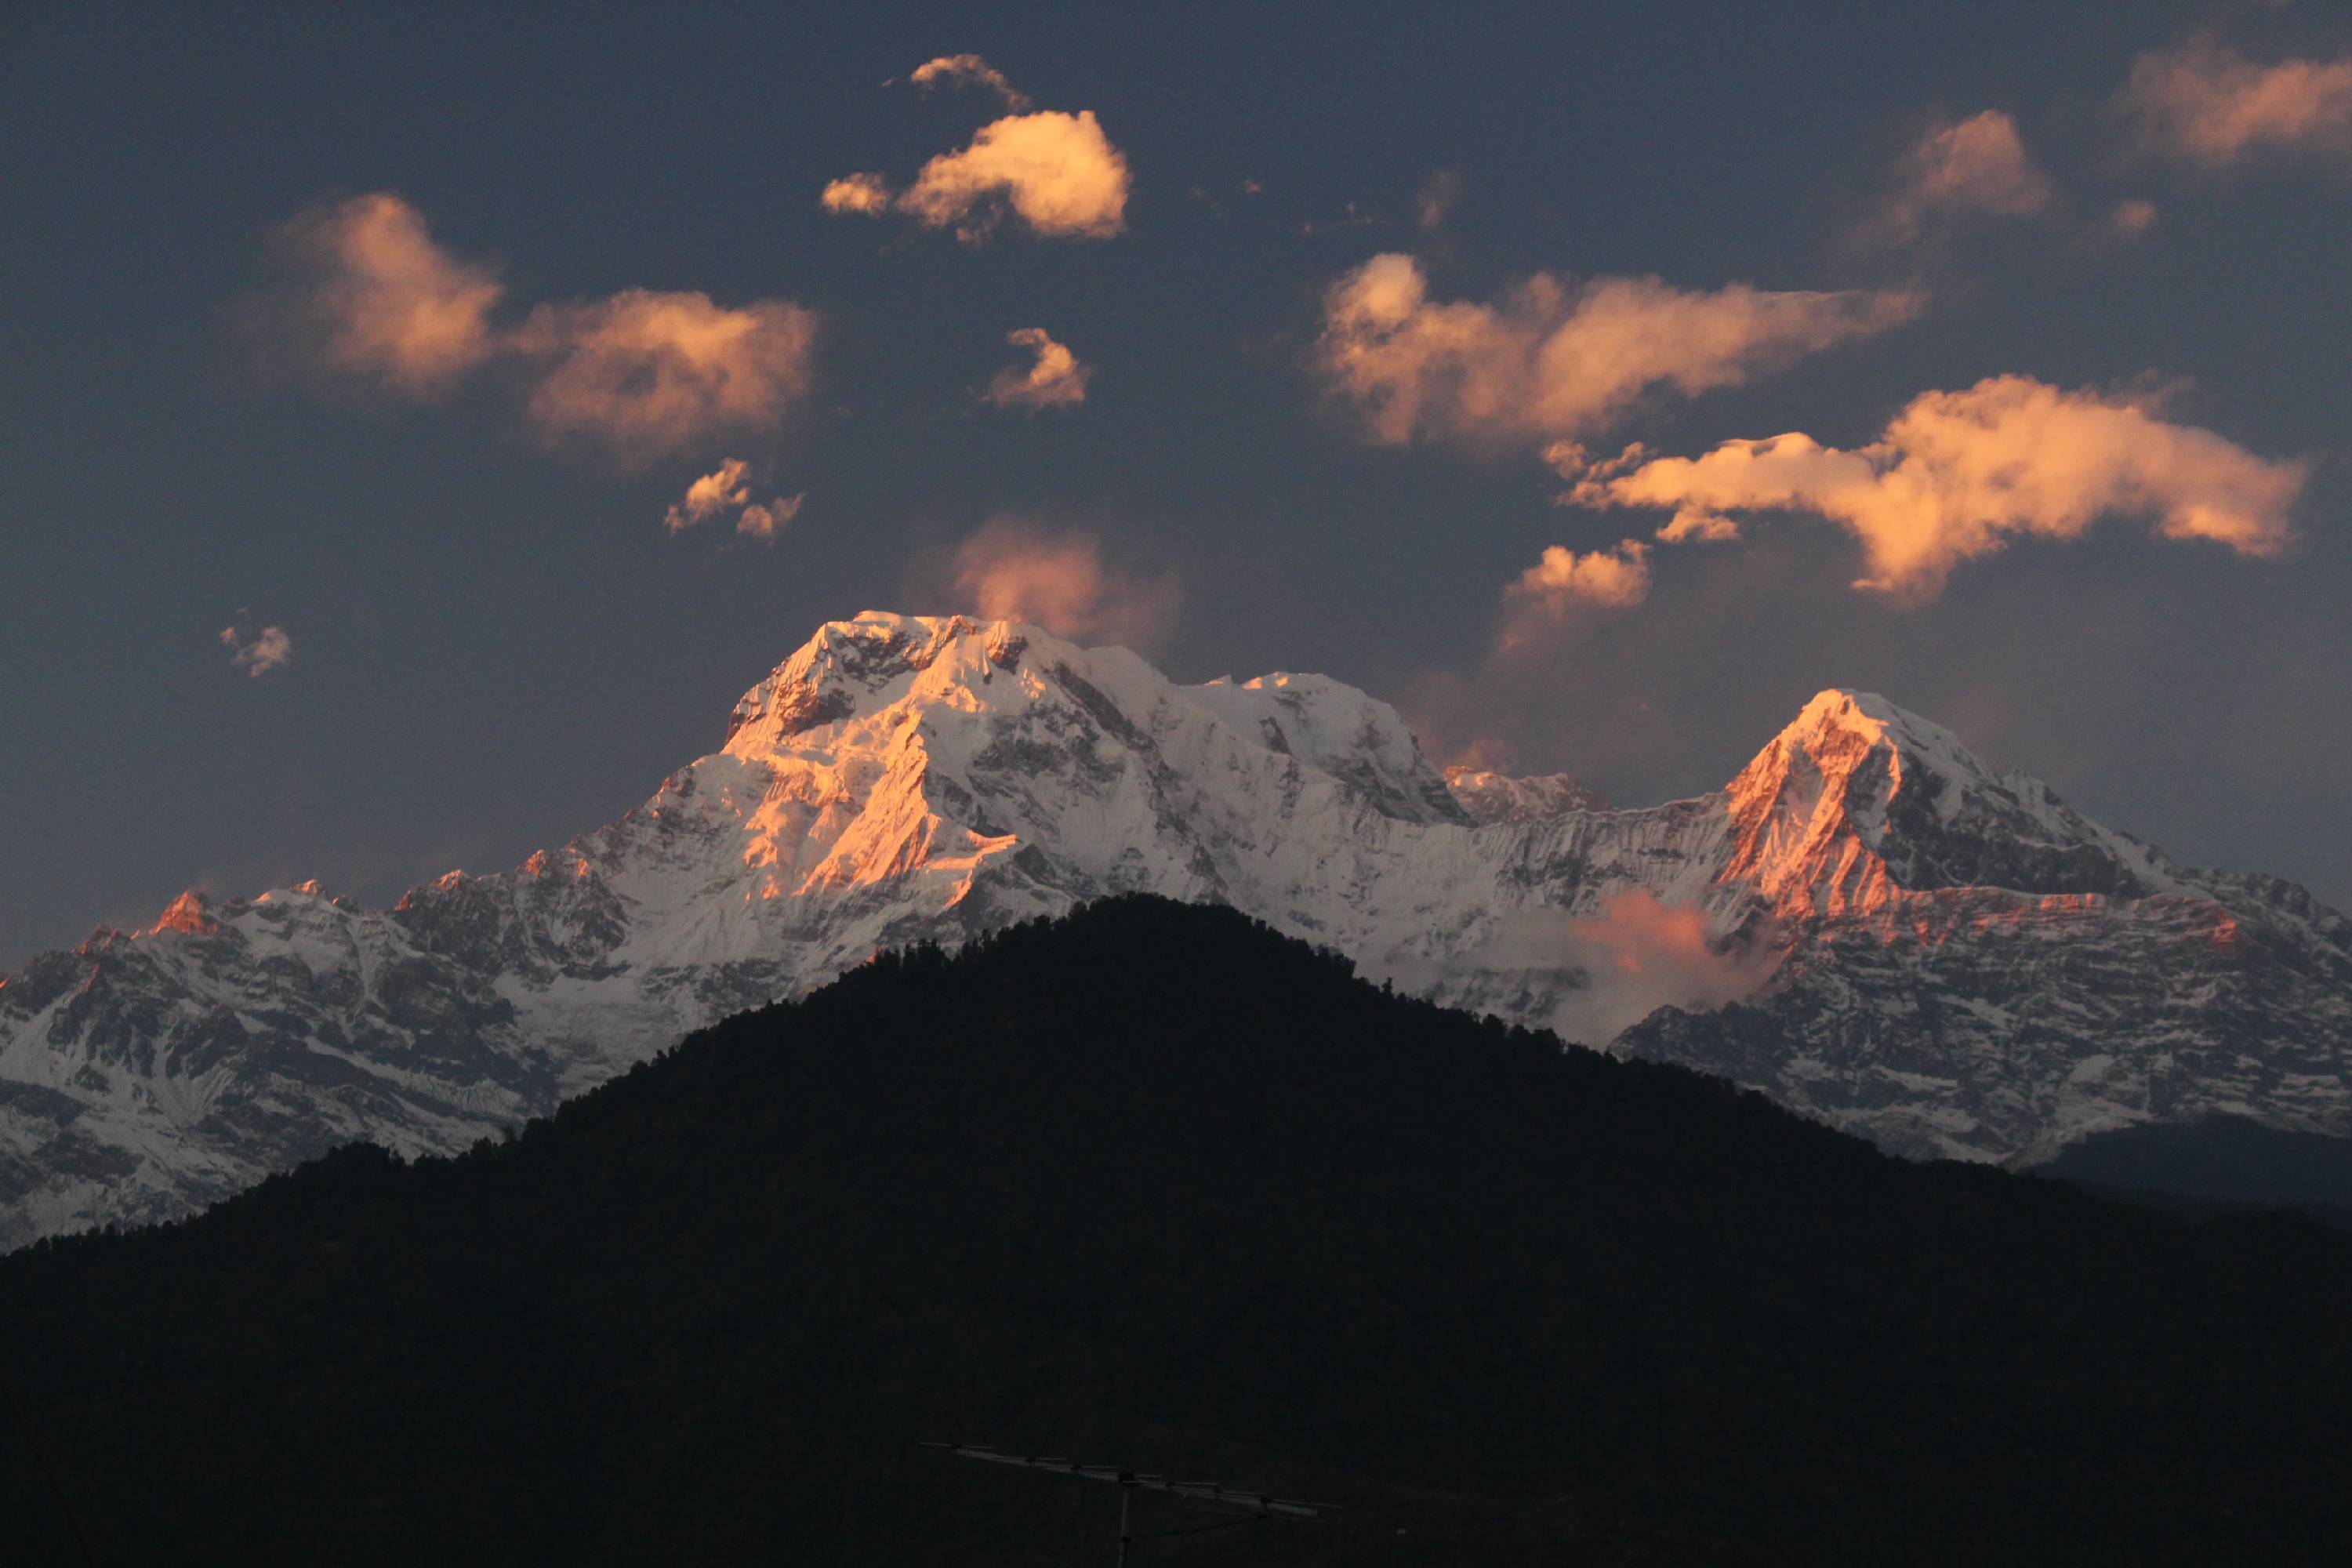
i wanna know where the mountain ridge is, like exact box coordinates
[4,610,2347,1244]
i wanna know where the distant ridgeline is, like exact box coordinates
[5,898,2351,1566]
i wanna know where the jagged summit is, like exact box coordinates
[4,614,2349,1245]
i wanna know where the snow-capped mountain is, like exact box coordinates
[4,612,2348,1245]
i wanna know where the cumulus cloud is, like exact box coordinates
[254,192,822,463]
[219,618,293,677]
[1315,253,1916,450]
[1497,539,1652,649]
[2114,37,2352,169]
[662,458,802,542]
[949,518,1179,647]
[820,172,895,216]
[895,110,1131,240]
[510,290,819,463]
[1568,375,2305,599]
[982,327,1092,410]
[906,53,1031,111]
[259,192,503,396]
[1862,111,2056,249]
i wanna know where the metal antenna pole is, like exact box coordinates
[923,1442,1340,1563]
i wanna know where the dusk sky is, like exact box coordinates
[5,1,2351,968]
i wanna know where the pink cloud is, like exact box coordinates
[2114,37,2352,169]
[1862,111,2056,249]
[1556,889,1777,1041]
[1572,375,2305,599]
[892,111,1130,241]
[1499,540,1652,649]
[510,290,819,463]
[1315,253,1915,449]
[820,172,895,216]
[982,327,1091,410]
[949,519,1178,647]
[260,193,503,396]
[219,618,293,677]
[906,53,1032,111]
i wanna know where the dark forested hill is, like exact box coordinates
[5,897,2350,1566]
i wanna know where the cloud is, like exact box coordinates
[1553,889,1778,1042]
[1416,168,1461,232]
[254,193,822,464]
[949,518,1179,646]
[260,192,503,396]
[820,172,895,216]
[2113,37,2352,169]
[510,290,820,463]
[893,110,1131,241]
[662,458,801,542]
[1497,539,1652,649]
[1314,253,1916,450]
[906,53,1032,111]
[982,327,1092,410]
[1569,375,2305,599]
[220,618,293,677]
[1863,111,2056,248]
[735,494,803,540]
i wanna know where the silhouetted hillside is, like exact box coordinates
[5,897,2350,1566]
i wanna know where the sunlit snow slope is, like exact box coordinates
[4,612,2347,1244]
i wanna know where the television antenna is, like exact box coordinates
[924,1442,1339,1566]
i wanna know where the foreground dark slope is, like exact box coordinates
[5,898,2350,1566]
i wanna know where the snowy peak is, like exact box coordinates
[1185,672,1468,826]
[1444,768,1611,826]
[1721,688,2175,909]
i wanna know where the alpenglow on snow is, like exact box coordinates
[4,612,2349,1245]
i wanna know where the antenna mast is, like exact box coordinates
[924,1442,1339,1565]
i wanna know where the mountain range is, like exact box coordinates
[4,609,2348,1245]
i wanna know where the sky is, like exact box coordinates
[4,1,2350,967]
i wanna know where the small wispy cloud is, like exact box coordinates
[1314,253,1916,452]
[220,616,293,677]
[982,327,1092,411]
[820,172,895,216]
[662,458,802,543]
[1856,110,2057,253]
[1497,539,1652,649]
[906,53,1032,111]
[253,193,503,396]
[510,290,820,464]
[947,517,1179,648]
[2112,36,2352,171]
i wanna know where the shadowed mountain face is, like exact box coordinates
[4,899,2350,1567]
[5,612,2350,1243]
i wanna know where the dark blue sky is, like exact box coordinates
[5,1,2349,966]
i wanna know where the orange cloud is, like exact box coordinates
[982,327,1091,410]
[820,172,895,216]
[735,494,803,540]
[1571,375,2305,599]
[893,110,1130,240]
[907,53,1031,111]
[219,618,293,677]
[662,458,802,542]
[950,519,1178,647]
[1498,539,1651,648]
[511,291,819,463]
[262,193,503,396]
[1866,111,2056,247]
[1316,253,1915,449]
[2114,37,2352,169]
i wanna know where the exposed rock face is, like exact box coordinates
[4,613,2347,1244]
